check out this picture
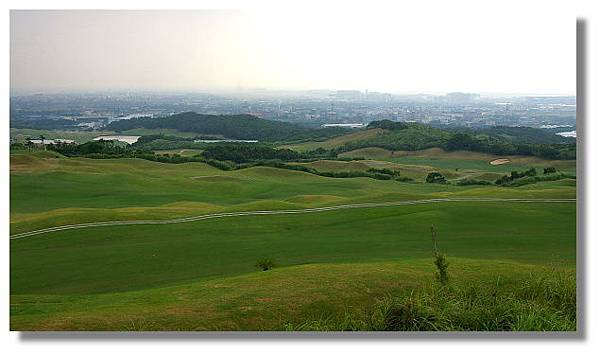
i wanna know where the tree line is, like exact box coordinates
[334,121,576,160]
[107,112,349,142]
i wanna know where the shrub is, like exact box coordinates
[383,298,436,331]
[434,253,450,285]
[425,172,447,184]
[282,269,576,331]
[544,167,557,174]
[456,178,492,186]
[367,168,399,176]
[255,258,276,271]
[499,173,576,187]
[496,167,541,185]
[395,176,414,182]
[430,224,449,286]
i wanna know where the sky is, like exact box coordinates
[10,9,576,95]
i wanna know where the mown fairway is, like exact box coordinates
[338,147,577,175]
[10,150,577,330]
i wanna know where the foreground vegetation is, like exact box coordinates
[11,258,574,331]
[285,267,575,331]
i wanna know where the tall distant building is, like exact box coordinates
[335,90,363,99]
[445,92,480,104]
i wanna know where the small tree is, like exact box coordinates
[25,139,34,152]
[430,225,449,285]
[426,172,447,184]
[255,258,276,271]
[524,167,537,177]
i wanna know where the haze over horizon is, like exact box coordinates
[10,10,576,96]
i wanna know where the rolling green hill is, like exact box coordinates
[280,120,576,160]
[12,258,574,331]
[106,112,349,142]
[10,150,577,331]
[10,151,575,234]
[339,147,576,175]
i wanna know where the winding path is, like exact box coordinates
[10,197,576,240]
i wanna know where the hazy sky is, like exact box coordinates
[10,9,576,95]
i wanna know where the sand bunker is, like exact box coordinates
[490,158,511,166]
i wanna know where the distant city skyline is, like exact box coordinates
[11,9,576,95]
[9,87,577,98]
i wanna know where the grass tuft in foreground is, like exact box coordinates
[283,269,576,331]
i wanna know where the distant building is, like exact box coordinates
[29,139,75,145]
[444,92,480,104]
[335,90,363,100]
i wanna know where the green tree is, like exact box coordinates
[425,172,447,184]
[39,135,46,151]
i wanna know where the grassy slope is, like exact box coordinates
[281,129,576,178]
[280,128,385,152]
[290,159,464,181]
[10,152,575,234]
[339,147,576,175]
[11,200,575,295]
[10,152,576,330]
[153,149,205,157]
[11,258,574,330]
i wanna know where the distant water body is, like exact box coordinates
[556,131,576,138]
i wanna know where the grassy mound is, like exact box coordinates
[281,128,385,152]
[11,201,575,295]
[10,151,577,331]
[11,258,575,331]
[340,147,576,174]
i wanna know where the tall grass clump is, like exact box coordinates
[255,258,276,271]
[431,225,449,285]
[281,268,576,331]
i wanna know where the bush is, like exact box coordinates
[496,172,575,187]
[367,168,399,176]
[383,298,436,331]
[496,168,540,185]
[434,253,450,285]
[425,172,447,184]
[282,269,576,331]
[544,167,557,174]
[202,144,304,163]
[395,176,414,182]
[456,179,492,186]
[255,258,276,271]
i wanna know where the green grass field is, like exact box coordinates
[154,149,205,157]
[338,147,577,175]
[280,128,385,152]
[9,150,577,330]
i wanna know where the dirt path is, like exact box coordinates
[10,197,576,240]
